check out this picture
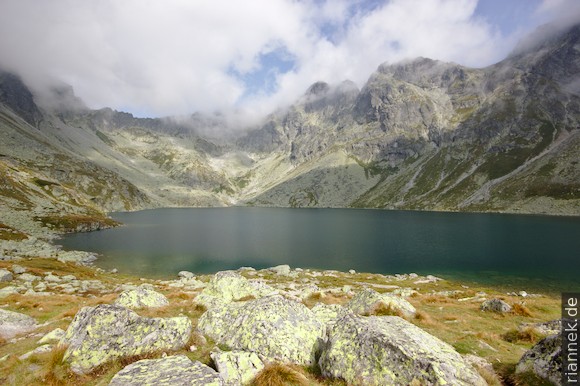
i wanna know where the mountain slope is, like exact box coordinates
[0,22,578,239]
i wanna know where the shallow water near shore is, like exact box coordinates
[60,207,580,292]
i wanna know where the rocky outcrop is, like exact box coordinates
[346,288,416,318]
[516,334,562,385]
[195,270,276,308]
[211,350,264,385]
[0,308,37,339]
[481,298,512,313]
[319,313,486,386]
[198,295,324,366]
[109,355,223,386]
[113,285,169,309]
[60,304,191,374]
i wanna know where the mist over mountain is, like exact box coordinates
[0,21,578,236]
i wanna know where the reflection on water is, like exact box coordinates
[60,207,580,292]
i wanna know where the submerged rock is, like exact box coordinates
[319,313,486,386]
[481,298,512,313]
[0,308,37,339]
[211,350,264,385]
[114,285,169,309]
[346,288,416,318]
[198,295,324,366]
[60,304,191,374]
[195,270,276,308]
[109,355,223,386]
[516,334,562,385]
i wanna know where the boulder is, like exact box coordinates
[319,313,486,386]
[0,286,18,298]
[198,295,324,366]
[346,288,416,318]
[311,303,343,328]
[178,270,195,279]
[113,285,169,309]
[18,273,39,282]
[269,264,291,276]
[11,264,26,274]
[109,355,223,386]
[60,304,191,374]
[519,319,561,335]
[516,334,562,385]
[195,271,275,308]
[0,269,13,282]
[0,308,37,339]
[211,350,264,385]
[481,298,512,313]
[38,328,66,344]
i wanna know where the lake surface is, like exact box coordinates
[60,208,580,292]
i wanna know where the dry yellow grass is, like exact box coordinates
[251,363,310,386]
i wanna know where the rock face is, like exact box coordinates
[60,304,192,374]
[195,270,275,308]
[198,295,324,366]
[113,285,169,309]
[109,355,223,386]
[211,350,264,386]
[0,308,37,339]
[346,288,416,318]
[481,298,512,313]
[319,313,486,386]
[516,334,562,385]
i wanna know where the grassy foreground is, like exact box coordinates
[0,257,560,385]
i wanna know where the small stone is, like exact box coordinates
[44,274,62,283]
[110,269,118,274]
[0,286,19,298]
[19,344,53,360]
[348,269,356,274]
[518,291,528,297]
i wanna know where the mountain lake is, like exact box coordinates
[60,207,580,292]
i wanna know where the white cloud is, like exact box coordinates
[0,0,573,122]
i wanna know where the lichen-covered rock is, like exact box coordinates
[195,270,275,308]
[0,286,18,298]
[60,304,191,374]
[319,313,486,386]
[481,298,512,313]
[114,285,169,309]
[268,264,291,276]
[38,328,65,344]
[516,334,562,385]
[198,295,324,366]
[109,355,223,386]
[0,308,36,339]
[211,350,264,385]
[0,269,13,282]
[519,319,561,335]
[311,303,343,328]
[346,288,416,318]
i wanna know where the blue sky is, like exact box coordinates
[0,0,578,120]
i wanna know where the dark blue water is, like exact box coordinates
[60,208,580,291]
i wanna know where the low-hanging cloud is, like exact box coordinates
[0,0,577,122]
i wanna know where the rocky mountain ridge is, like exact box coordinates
[0,22,579,238]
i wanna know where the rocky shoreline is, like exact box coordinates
[0,240,563,385]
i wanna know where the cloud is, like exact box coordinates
[0,0,572,122]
